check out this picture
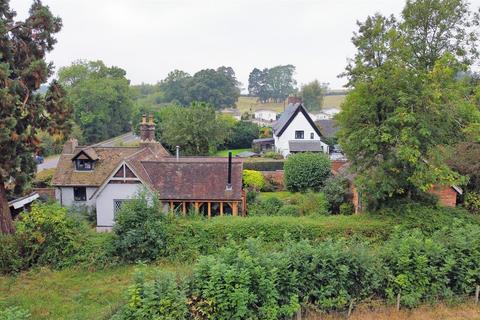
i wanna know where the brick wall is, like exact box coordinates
[33,187,55,201]
[428,185,457,207]
[331,160,348,173]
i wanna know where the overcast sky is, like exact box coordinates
[10,0,480,90]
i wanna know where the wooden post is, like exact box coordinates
[194,202,199,214]
[220,202,224,216]
[475,285,479,305]
[232,202,238,216]
[296,309,301,320]
[170,201,173,211]
[207,202,211,218]
[347,299,354,317]
[396,292,401,311]
[182,202,186,215]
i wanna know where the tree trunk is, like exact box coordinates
[0,178,15,234]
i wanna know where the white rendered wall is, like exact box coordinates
[95,183,143,228]
[55,186,97,208]
[274,112,329,157]
[255,110,277,121]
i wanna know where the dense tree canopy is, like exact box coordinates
[0,0,71,233]
[58,60,134,144]
[300,80,328,111]
[248,65,297,103]
[337,0,480,209]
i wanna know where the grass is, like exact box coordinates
[235,95,346,114]
[214,148,251,157]
[0,262,192,320]
[258,191,296,201]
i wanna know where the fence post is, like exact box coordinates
[296,308,302,320]
[347,299,354,318]
[396,292,401,311]
[475,285,479,305]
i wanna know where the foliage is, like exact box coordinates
[0,306,30,320]
[291,192,329,216]
[300,80,328,111]
[248,65,297,103]
[0,0,71,234]
[322,175,350,213]
[337,0,480,209]
[112,192,168,262]
[447,142,480,192]
[33,168,56,188]
[36,131,63,157]
[15,203,89,269]
[189,239,300,319]
[158,67,241,109]
[113,270,188,320]
[58,60,134,144]
[464,192,480,214]
[0,235,24,274]
[250,196,284,216]
[339,203,355,215]
[284,152,331,192]
[243,160,284,171]
[226,121,259,149]
[243,170,265,191]
[262,151,283,159]
[276,204,300,216]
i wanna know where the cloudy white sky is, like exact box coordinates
[10,0,480,90]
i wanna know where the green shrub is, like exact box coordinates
[263,151,283,159]
[291,192,329,215]
[113,270,188,320]
[15,203,89,269]
[112,193,169,262]
[284,152,331,192]
[0,235,25,274]
[0,306,30,320]
[243,160,284,171]
[464,192,480,214]
[382,229,453,308]
[322,175,349,213]
[339,203,355,215]
[277,204,300,216]
[189,239,299,319]
[243,169,266,190]
[250,196,284,215]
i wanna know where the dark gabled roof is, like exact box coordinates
[140,158,243,201]
[272,103,322,137]
[288,140,324,152]
[316,119,340,138]
[71,147,98,161]
[252,137,275,143]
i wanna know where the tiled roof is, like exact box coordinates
[52,143,170,186]
[140,158,243,201]
[316,119,340,138]
[288,140,324,152]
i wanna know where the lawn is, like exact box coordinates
[235,95,346,114]
[0,262,191,320]
[214,148,251,157]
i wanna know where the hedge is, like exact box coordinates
[243,160,284,171]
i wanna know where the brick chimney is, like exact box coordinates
[139,113,156,143]
[287,96,303,105]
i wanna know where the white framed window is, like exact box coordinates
[73,187,87,201]
[113,199,130,215]
[310,132,314,139]
[295,130,304,139]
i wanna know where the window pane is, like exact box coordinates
[295,131,304,139]
[310,132,314,139]
[74,187,87,201]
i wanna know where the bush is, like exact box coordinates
[464,192,480,214]
[15,203,89,269]
[33,168,56,188]
[284,152,331,192]
[290,192,329,215]
[112,192,169,262]
[243,160,284,171]
[189,239,299,319]
[0,306,30,320]
[263,151,283,159]
[243,169,265,190]
[322,175,349,213]
[250,196,284,216]
[226,121,259,149]
[0,235,25,274]
[113,270,188,320]
[277,204,300,216]
[339,203,355,215]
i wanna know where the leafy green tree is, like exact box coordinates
[226,121,259,149]
[58,60,134,144]
[248,65,297,103]
[300,80,328,111]
[160,70,191,105]
[284,152,331,192]
[0,0,71,234]
[337,0,480,209]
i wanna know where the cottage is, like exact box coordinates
[53,115,245,231]
[254,109,278,122]
[272,103,329,157]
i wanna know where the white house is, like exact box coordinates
[254,109,278,122]
[52,115,245,231]
[272,103,330,157]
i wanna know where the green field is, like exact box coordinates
[214,148,251,157]
[235,95,345,114]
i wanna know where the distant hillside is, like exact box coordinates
[235,94,345,114]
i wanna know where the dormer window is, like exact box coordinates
[76,159,93,171]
